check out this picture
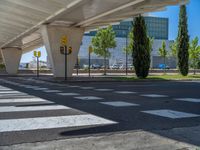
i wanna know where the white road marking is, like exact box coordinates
[33,88,49,90]
[0,87,12,91]
[0,95,35,98]
[0,98,50,103]
[57,93,80,96]
[24,86,39,89]
[114,91,136,94]
[142,109,200,119]
[68,85,81,88]
[140,94,168,98]
[100,101,139,107]
[0,91,23,94]
[175,98,200,103]
[0,105,70,113]
[43,90,61,93]
[80,87,94,90]
[95,89,114,92]
[0,114,116,132]
[74,96,103,100]
[0,93,30,97]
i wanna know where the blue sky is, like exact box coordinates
[150,0,200,41]
[21,0,200,63]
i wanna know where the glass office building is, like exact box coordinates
[85,16,168,40]
[79,16,176,69]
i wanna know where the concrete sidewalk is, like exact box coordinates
[1,126,199,150]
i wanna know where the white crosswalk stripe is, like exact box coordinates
[57,93,80,96]
[0,93,30,98]
[80,87,94,90]
[33,88,49,90]
[140,94,168,98]
[0,105,70,113]
[0,98,50,103]
[74,96,103,100]
[95,89,114,92]
[114,91,136,94]
[175,98,200,103]
[142,109,200,119]
[100,101,139,107]
[0,114,116,133]
[0,91,24,94]
[43,90,61,93]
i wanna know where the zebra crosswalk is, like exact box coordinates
[0,77,200,146]
[0,82,117,143]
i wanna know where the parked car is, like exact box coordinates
[83,64,89,69]
[158,64,170,69]
[91,64,101,69]
[110,64,120,69]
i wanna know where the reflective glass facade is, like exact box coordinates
[85,16,168,40]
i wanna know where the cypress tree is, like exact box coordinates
[132,15,150,78]
[177,5,189,76]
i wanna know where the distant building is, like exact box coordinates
[28,58,47,69]
[79,16,176,69]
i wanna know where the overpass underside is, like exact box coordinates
[0,0,186,77]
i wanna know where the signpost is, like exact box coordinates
[88,46,93,77]
[60,36,72,80]
[33,51,41,78]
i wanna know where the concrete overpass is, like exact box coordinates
[0,0,187,77]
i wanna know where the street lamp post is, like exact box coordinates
[59,36,72,81]
[125,33,128,76]
[117,26,130,76]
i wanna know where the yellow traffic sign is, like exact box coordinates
[88,46,93,53]
[34,51,37,57]
[34,51,41,57]
[60,35,67,46]
[38,51,41,57]
[68,46,72,54]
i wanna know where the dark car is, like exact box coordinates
[91,64,101,69]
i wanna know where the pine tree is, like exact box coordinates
[132,15,150,78]
[177,5,189,76]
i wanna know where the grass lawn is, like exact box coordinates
[115,74,200,81]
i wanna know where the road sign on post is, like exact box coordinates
[33,51,41,78]
[59,36,72,81]
[38,51,41,57]
[60,36,67,46]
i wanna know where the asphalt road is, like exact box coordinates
[0,77,200,147]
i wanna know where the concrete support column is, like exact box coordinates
[41,25,84,78]
[1,47,22,75]
[0,50,3,64]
